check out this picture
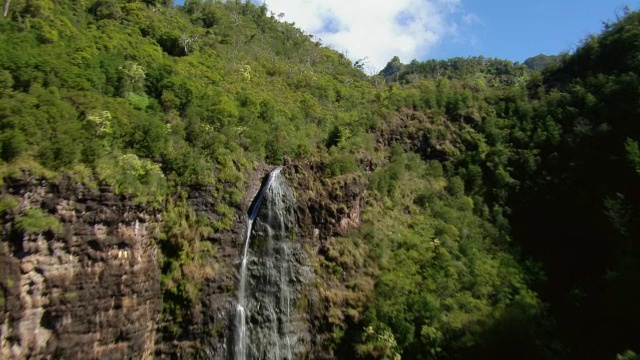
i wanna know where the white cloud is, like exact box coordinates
[263,0,475,71]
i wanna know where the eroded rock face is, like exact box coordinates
[0,175,161,360]
[0,162,369,360]
[284,164,370,358]
[188,163,367,360]
[286,163,367,240]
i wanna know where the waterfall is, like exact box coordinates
[233,167,297,360]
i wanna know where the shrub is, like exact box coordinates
[326,152,359,177]
[0,195,19,214]
[14,208,63,235]
[96,153,167,207]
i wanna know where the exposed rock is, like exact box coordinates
[0,174,161,360]
[377,108,462,160]
[1,161,370,360]
[286,163,367,239]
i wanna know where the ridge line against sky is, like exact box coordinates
[175,0,632,70]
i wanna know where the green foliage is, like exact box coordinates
[63,291,78,300]
[500,10,640,359]
[1,2,639,359]
[370,144,406,197]
[318,145,544,359]
[618,350,640,360]
[96,153,167,206]
[355,325,401,360]
[381,56,529,87]
[118,61,146,96]
[0,195,19,214]
[0,155,59,186]
[126,92,150,110]
[523,54,561,71]
[347,150,545,358]
[160,197,216,331]
[624,138,640,174]
[0,129,27,161]
[0,0,376,189]
[326,151,359,177]
[14,208,63,234]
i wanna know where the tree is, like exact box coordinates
[381,56,403,82]
[180,33,199,55]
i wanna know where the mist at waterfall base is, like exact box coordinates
[232,168,310,360]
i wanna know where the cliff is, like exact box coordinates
[0,159,369,359]
[156,163,369,359]
[1,174,161,359]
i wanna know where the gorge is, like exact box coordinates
[1,1,640,359]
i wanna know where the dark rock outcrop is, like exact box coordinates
[0,161,370,360]
[179,163,368,360]
[0,175,161,359]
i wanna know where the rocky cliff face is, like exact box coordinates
[0,163,368,360]
[0,174,161,359]
[165,163,368,359]
[284,164,370,358]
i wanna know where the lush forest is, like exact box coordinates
[0,1,639,359]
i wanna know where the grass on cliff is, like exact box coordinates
[14,208,63,235]
[159,197,217,334]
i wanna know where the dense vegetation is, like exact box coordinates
[523,54,561,71]
[0,1,639,359]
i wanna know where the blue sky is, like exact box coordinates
[430,0,632,61]
[175,0,632,69]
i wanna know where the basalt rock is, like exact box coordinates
[184,163,368,360]
[285,163,367,240]
[0,160,370,360]
[0,174,161,360]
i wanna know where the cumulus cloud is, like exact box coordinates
[263,0,475,71]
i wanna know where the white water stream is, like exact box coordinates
[234,167,294,360]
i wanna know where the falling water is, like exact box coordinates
[233,167,297,360]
